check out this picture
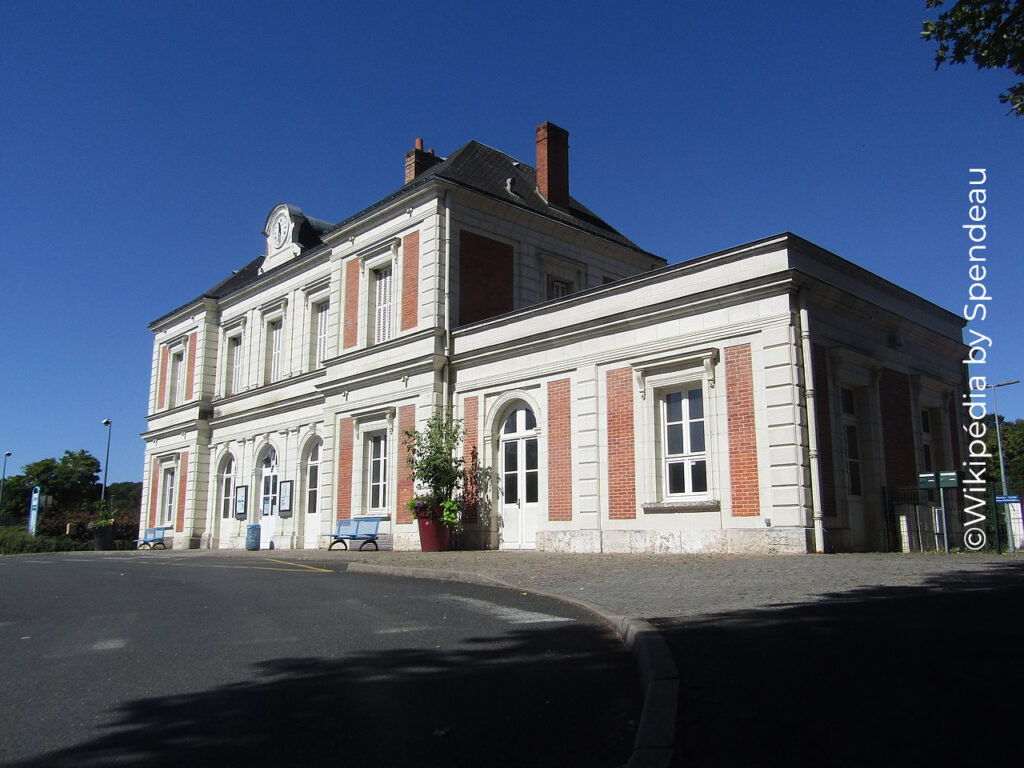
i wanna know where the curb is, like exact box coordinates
[347,561,677,767]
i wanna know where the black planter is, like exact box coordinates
[92,526,115,551]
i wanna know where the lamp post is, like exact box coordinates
[986,380,1020,551]
[101,419,111,503]
[0,450,11,513]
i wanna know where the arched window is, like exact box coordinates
[219,454,236,519]
[305,440,322,515]
[260,448,278,516]
[499,403,539,549]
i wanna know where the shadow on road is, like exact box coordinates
[654,560,1024,768]
[8,623,639,768]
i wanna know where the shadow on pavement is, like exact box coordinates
[8,624,640,768]
[654,560,1024,768]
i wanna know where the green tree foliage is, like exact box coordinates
[985,415,1024,487]
[106,481,143,514]
[22,450,102,510]
[0,474,32,525]
[922,0,1024,116]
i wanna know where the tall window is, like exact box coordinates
[266,321,282,383]
[367,433,387,511]
[312,301,329,368]
[374,266,393,343]
[168,350,185,407]
[220,456,235,519]
[548,278,571,300]
[162,467,176,525]
[663,387,707,496]
[225,335,243,395]
[841,388,862,496]
[260,449,278,516]
[305,441,321,515]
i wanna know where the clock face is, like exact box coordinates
[271,213,289,248]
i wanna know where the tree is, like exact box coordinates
[985,415,1024,488]
[922,1,1024,116]
[22,450,101,512]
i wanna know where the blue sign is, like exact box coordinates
[996,495,1021,504]
[28,486,40,535]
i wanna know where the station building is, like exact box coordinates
[141,122,967,553]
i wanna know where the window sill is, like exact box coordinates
[642,500,720,514]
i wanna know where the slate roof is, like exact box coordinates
[152,138,660,327]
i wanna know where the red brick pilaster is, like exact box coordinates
[606,367,636,520]
[176,451,189,533]
[336,418,353,520]
[343,259,359,350]
[547,379,573,521]
[184,332,198,401]
[401,231,419,332]
[726,344,761,516]
[462,397,479,524]
[879,369,916,489]
[397,405,416,523]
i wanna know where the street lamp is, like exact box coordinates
[101,419,111,503]
[986,380,1020,551]
[0,451,11,513]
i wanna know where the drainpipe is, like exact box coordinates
[798,291,826,553]
[441,190,452,410]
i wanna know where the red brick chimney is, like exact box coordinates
[535,121,569,208]
[405,138,443,183]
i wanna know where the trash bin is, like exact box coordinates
[245,524,261,551]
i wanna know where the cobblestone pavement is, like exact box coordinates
[279,549,1023,621]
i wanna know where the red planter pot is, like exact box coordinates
[416,515,453,552]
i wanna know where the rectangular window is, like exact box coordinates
[266,320,282,383]
[313,301,329,368]
[548,279,571,300]
[368,433,387,510]
[374,266,393,343]
[220,464,234,520]
[225,335,242,396]
[162,467,176,525]
[841,388,862,496]
[168,351,185,408]
[663,387,707,496]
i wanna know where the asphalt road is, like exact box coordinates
[0,554,640,767]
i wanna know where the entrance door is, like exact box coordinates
[500,406,539,549]
[259,449,278,549]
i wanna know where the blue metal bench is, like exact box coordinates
[134,527,169,550]
[323,517,383,551]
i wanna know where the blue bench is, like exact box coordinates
[323,517,383,551]
[134,527,169,550]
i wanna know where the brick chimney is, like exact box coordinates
[535,121,569,208]
[404,138,443,183]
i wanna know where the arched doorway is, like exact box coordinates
[500,404,539,549]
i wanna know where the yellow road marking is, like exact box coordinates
[154,558,334,573]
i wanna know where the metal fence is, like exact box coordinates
[889,481,1023,553]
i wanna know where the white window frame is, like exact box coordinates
[631,349,719,511]
[841,387,862,497]
[661,387,708,498]
[366,431,388,512]
[267,320,283,383]
[161,465,176,525]
[373,265,393,344]
[167,349,185,408]
[220,455,235,519]
[313,300,330,368]
[305,440,322,515]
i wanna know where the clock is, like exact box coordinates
[271,212,289,249]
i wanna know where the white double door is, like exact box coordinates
[500,407,539,549]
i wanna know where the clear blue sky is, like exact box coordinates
[2,1,1021,484]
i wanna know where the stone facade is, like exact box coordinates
[141,123,967,554]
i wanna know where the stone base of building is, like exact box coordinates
[537,526,813,554]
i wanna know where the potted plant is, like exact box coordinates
[84,499,116,551]
[404,410,464,552]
